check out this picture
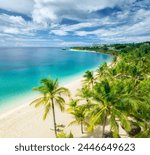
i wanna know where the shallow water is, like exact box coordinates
[0,47,112,109]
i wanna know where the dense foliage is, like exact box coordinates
[70,42,150,137]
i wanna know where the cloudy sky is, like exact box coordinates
[0,0,150,47]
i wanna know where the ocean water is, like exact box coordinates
[0,47,112,110]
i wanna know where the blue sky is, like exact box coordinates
[0,0,150,47]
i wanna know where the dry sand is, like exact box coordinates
[0,77,104,138]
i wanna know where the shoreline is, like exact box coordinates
[0,47,113,116]
[0,49,113,138]
[0,49,111,117]
[0,76,82,119]
[69,48,97,53]
[0,67,95,117]
[0,76,85,138]
[69,48,115,56]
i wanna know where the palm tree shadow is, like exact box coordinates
[80,126,102,138]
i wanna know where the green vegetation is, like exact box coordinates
[30,78,70,137]
[72,41,150,56]
[71,42,150,138]
[56,131,74,138]
[32,42,150,138]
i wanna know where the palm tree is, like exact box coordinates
[76,87,92,103]
[71,42,150,138]
[67,98,79,112]
[83,70,95,88]
[30,78,70,137]
[88,79,133,138]
[96,63,115,80]
[96,63,108,79]
[68,105,89,134]
[67,99,89,134]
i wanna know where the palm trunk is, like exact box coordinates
[81,121,84,134]
[51,98,57,137]
[102,115,107,138]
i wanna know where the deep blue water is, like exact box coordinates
[0,47,112,109]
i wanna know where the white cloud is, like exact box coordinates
[9,16,26,25]
[0,14,48,36]
[3,27,19,34]
[101,35,150,44]
[50,29,68,36]
[75,28,119,37]
[32,0,134,24]
[0,0,34,14]
[50,17,113,36]
[50,22,98,36]
[59,41,89,47]
[74,8,150,41]
[0,14,26,26]
[0,0,149,46]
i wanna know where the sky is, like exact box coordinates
[0,0,150,47]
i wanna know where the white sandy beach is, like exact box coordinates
[0,77,79,138]
[0,77,103,138]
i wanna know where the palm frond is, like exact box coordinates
[110,114,119,138]
[68,120,78,127]
[90,106,107,125]
[43,103,51,120]
[55,96,65,111]
[30,97,46,107]
[87,124,94,133]
[114,108,131,132]
[54,87,70,96]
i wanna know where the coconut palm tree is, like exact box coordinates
[96,63,116,81]
[30,78,70,137]
[83,70,95,88]
[76,87,92,103]
[67,98,79,112]
[96,63,108,79]
[67,99,90,134]
[88,79,133,138]
[68,105,89,134]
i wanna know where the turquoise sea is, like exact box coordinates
[0,47,112,110]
